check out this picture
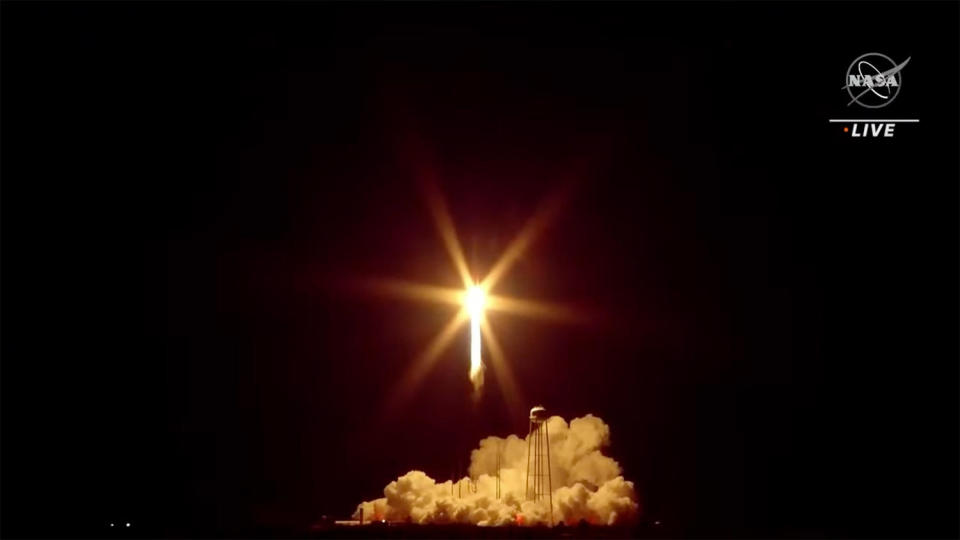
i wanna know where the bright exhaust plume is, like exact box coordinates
[466,285,486,397]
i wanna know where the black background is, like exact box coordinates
[2,2,958,538]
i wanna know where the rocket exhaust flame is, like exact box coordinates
[467,285,486,397]
[469,311,484,396]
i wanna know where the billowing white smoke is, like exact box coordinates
[353,414,639,526]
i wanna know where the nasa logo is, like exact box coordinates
[841,52,910,108]
[830,52,918,138]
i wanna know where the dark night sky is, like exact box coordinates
[2,2,958,538]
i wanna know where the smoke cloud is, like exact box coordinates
[353,414,639,526]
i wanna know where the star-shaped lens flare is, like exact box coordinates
[354,177,586,417]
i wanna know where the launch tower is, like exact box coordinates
[525,405,553,525]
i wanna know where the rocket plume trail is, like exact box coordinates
[467,285,486,396]
[470,312,482,393]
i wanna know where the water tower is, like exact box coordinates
[525,405,554,525]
